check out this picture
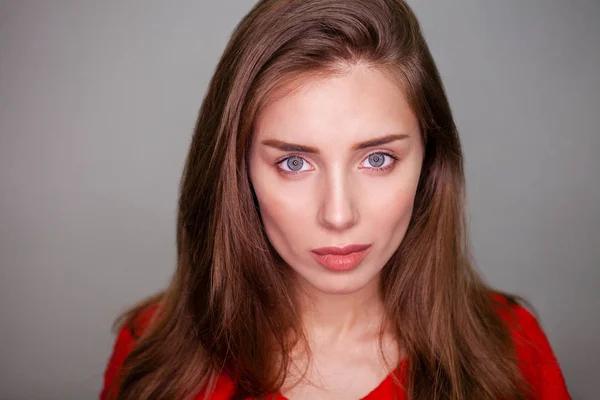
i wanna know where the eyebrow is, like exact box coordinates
[260,133,410,154]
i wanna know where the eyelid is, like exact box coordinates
[360,150,399,166]
[274,152,309,165]
[275,152,312,165]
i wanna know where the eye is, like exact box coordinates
[360,152,398,171]
[276,155,313,175]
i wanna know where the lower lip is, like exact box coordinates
[310,248,371,272]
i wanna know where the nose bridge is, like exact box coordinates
[317,164,358,231]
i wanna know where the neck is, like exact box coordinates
[294,273,387,344]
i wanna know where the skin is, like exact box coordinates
[248,63,425,400]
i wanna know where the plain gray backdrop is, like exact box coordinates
[1,1,598,399]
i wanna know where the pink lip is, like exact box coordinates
[310,244,372,271]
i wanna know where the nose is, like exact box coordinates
[316,168,358,232]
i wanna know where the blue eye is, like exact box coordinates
[360,152,398,170]
[276,155,312,174]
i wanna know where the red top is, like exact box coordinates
[100,299,571,399]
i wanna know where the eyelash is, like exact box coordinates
[275,151,400,177]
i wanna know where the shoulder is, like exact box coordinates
[100,304,238,400]
[100,304,160,399]
[491,294,571,399]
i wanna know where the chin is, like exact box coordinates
[296,268,379,295]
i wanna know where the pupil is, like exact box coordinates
[369,153,384,167]
[288,157,303,171]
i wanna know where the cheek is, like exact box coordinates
[382,159,423,231]
[252,175,314,246]
[359,165,421,242]
[367,186,416,231]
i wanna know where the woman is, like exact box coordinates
[100,0,570,399]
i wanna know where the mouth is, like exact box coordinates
[310,244,372,271]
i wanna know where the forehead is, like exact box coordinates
[253,65,419,144]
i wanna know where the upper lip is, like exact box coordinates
[311,244,372,256]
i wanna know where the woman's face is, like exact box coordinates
[248,65,424,295]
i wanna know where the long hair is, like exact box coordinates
[108,1,528,399]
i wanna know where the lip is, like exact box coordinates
[312,244,372,255]
[310,244,372,271]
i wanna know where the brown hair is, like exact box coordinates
[108,1,529,399]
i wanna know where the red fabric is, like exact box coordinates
[100,299,571,399]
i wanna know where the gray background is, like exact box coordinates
[0,1,598,399]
